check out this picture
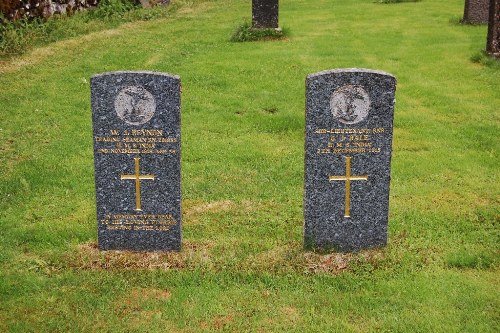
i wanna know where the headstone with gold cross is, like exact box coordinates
[304,69,396,252]
[91,71,181,251]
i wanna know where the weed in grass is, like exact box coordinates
[87,0,138,20]
[470,51,500,68]
[0,16,39,55]
[230,21,288,42]
[262,106,279,114]
[449,16,463,25]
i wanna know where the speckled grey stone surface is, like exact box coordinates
[304,69,396,252]
[487,0,500,56]
[91,71,181,251]
[252,0,279,29]
[463,0,489,24]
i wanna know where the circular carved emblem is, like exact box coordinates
[330,85,370,124]
[115,86,156,125]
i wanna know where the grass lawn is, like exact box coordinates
[0,0,499,331]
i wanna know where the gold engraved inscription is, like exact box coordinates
[329,156,368,218]
[315,127,385,154]
[100,214,176,231]
[95,129,177,155]
[120,157,155,211]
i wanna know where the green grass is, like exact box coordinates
[0,0,181,56]
[0,0,499,331]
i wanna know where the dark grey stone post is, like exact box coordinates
[486,0,500,57]
[463,0,490,24]
[252,0,279,29]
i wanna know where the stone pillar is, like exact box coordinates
[463,0,489,24]
[252,0,279,29]
[486,0,500,57]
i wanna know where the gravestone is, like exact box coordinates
[91,71,181,251]
[252,0,279,29]
[304,69,396,252]
[486,0,500,57]
[462,0,489,24]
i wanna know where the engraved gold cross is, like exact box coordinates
[329,156,368,218]
[120,157,155,211]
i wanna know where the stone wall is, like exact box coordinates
[1,0,98,21]
[44,0,99,17]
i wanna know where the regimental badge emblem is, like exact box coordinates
[115,86,156,125]
[330,85,370,124]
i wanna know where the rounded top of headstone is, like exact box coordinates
[307,68,396,80]
[91,71,180,80]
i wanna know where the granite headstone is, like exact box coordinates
[91,71,181,251]
[486,0,500,57]
[462,0,490,24]
[304,69,396,252]
[252,0,279,29]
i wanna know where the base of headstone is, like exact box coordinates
[250,27,282,32]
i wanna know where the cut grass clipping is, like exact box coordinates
[230,22,288,42]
